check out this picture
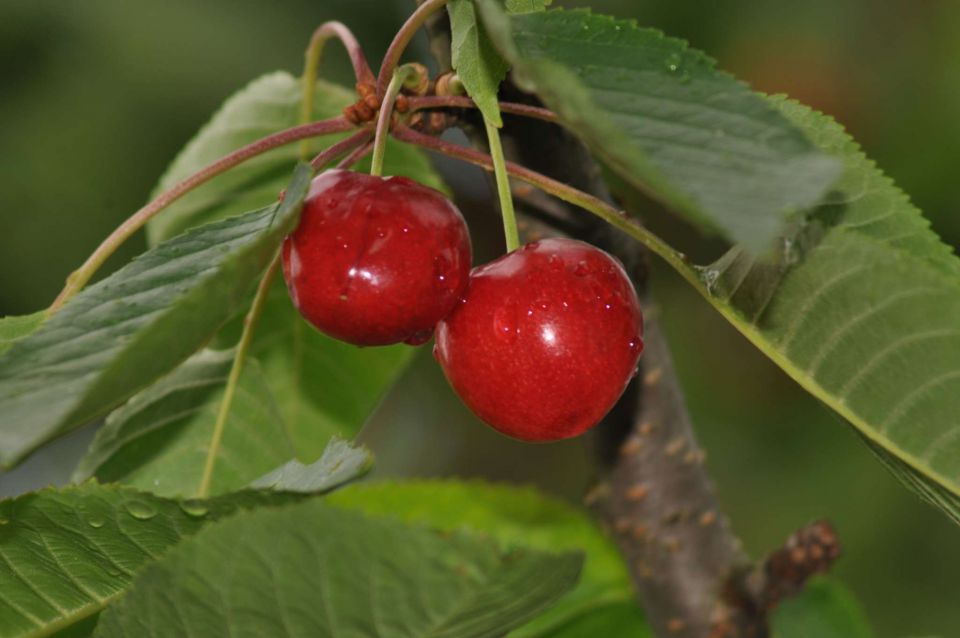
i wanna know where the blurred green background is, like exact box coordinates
[1,1,958,635]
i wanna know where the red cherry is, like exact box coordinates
[282,169,472,346]
[434,238,643,441]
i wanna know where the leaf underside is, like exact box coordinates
[478,4,841,253]
[0,312,47,356]
[699,96,960,525]
[93,501,583,638]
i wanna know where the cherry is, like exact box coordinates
[434,238,643,442]
[282,169,471,346]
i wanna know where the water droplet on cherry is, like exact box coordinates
[493,305,519,343]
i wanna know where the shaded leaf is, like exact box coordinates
[772,578,873,638]
[697,96,960,525]
[72,349,292,498]
[478,5,841,252]
[0,312,46,356]
[0,483,301,638]
[148,72,446,245]
[93,500,583,638]
[326,480,647,637]
[249,437,371,492]
[0,165,311,470]
[449,0,508,126]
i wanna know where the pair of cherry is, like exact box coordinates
[282,170,644,442]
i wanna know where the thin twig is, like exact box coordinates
[310,129,373,170]
[406,95,559,123]
[392,125,694,286]
[299,21,373,158]
[336,139,374,170]
[50,117,354,312]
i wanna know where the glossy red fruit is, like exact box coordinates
[282,169,471,346]
[434,238,643,442]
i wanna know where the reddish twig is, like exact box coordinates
[309,129,373,170]
[376,0,449,98]
[406,95,559,123]
[51,116,355,312]
[305,21,375,85]
[336,139,375,170]
[391,125,692,284]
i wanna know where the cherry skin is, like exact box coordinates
[434,238,643,442]
[282,169,472,346]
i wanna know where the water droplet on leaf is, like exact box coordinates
[179,500,209,518]
[125,500,158,521]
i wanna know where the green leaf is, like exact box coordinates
[477,5,841,252]
[0,482,302,638]
[547,601,651,638]
[449,0,508,127]
[326,480,647,637]
[505,0,552,13]
[0,312,46,356]
[72,349,293,498]
[93,500,583,638]
[694,95,960,525]
[0,165,311,470]
[772,578,873,638]
[147,71,446,245]
[221,280,415,461]
[249,437,371,492]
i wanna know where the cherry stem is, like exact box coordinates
[370,65,418,176]
[310,129,373,170]
[393,125,696,287]
[197,251,281,498]
[406,96,559,124]
[484,118,520,252]
[49,116,354,313]
[299,21,374,159]
[377,0,449,98]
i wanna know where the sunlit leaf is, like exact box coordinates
[327,480,648,637]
